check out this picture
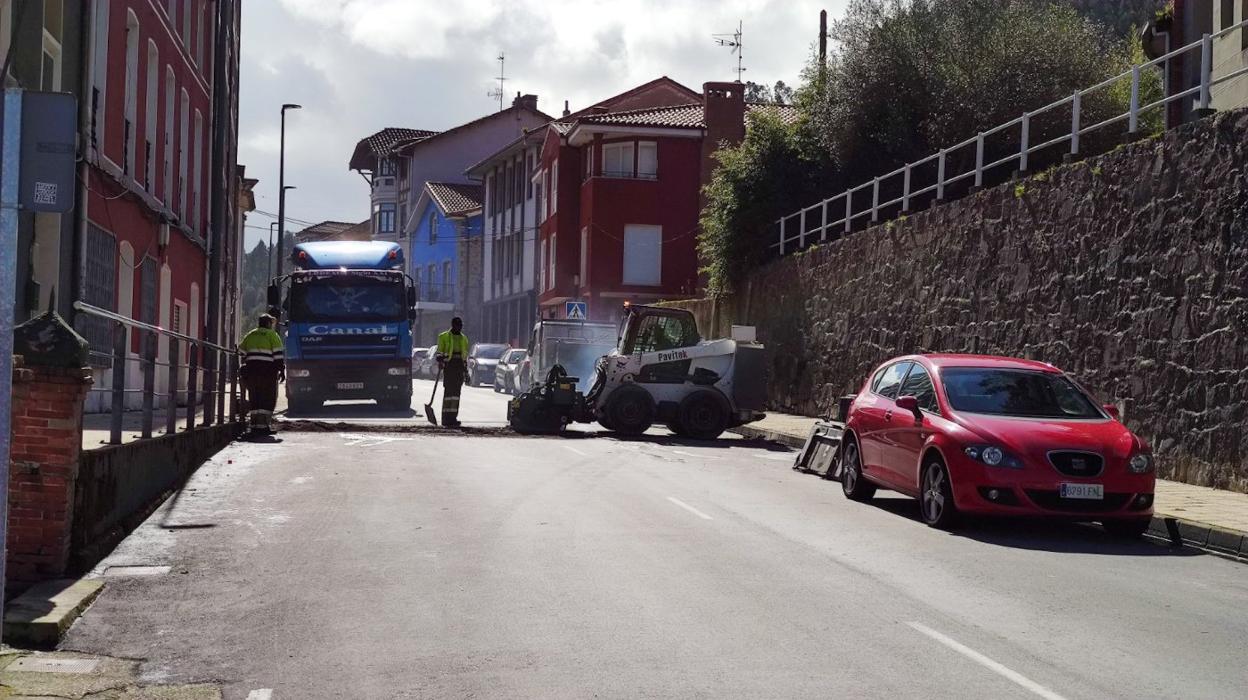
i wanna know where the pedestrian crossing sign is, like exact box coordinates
[566,301,588,320]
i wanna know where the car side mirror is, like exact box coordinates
[895,395,920,414]
[406,286,416,308]
[1103,403,1120,420]
[266,284,280,307]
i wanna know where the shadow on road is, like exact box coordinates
[282,403,418,420]
[865,496,1199,557]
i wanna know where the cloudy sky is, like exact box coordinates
[239,0,848,249]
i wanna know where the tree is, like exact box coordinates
[1064,0,1167,37]
[773,81,795,106]
[744,81,772,103]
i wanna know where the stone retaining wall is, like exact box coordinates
[678,109,1248,492]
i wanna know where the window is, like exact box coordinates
[398,203,407,237]
[427,264,436,298]
[183,0,192,46]
[192,110,203,232]
[548,233,556,290]
[638,141,658,179]
[898,364,938,413]
[178,90,189,219]
[534,172,544,221]
[378,158,395,176]
[428,212,437,243]
[378,203,396,234]
[123,11,139,176]
[443,261,453,297]
[1222,0,1235,30]
[538,239,547,291]
[140,257,158,325]
[583,146,593,180]
[622,224,661,286]
[503,163,512,209]
[196,2,205,66]
[525,153,534,197]
[602,142,635,177]
[164,68,175,202]
[41,14,62,91]
[874,362,914,400]
[144,42,158,192]
[627,313,699,354]
[167,0,177,30]
[550,162,558,215]
[580,226,588,285]
[89,0,110,150]
[0,2,12,83]
[80,224,117,357]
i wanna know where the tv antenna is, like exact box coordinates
[487,52,507,111]
[712,21,745,82]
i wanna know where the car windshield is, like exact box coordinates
[505,350,526,363]
[288,273,405,322]
[941,368,1103,419]
[473,344,508,359]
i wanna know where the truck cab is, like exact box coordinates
[268,241,417,413]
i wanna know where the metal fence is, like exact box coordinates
[74,301,244,446]
[774,19,1248,255]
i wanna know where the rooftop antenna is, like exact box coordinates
[487,52,506,111]
[712,20,745,82]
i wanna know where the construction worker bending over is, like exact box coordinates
[239,314,285,432]
[436,316,469,428]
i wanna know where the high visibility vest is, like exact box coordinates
[239,327,285,366]
[437,330,469,359]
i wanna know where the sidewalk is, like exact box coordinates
[81,383,263,451]
[732,412,1248,559]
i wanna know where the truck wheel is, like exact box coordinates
[676,390,728,440]
[607,385,653,436]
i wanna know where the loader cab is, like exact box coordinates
[618,305,701,355]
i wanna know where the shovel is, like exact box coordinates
[424,366,442,425]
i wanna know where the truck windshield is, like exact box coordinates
[288,273,406,322]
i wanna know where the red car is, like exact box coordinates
[840,354,1155,536]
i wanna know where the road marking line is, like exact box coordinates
[907,622,1068,700]
[246,691,273,700]
[666,497,713,520]
[562,445,589,456]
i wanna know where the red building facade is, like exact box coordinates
[533,81,794,323]
[79,0,238,408]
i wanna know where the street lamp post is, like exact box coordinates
[276,103,302,278]
[268,222,278,277]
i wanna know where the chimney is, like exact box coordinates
[562,100,571,118]
[512,93,539,111]
[700,81,746,196]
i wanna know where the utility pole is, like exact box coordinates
[712,21,745,82]
[276,103,301,280]
[487,53,506,111]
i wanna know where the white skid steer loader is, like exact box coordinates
[508,304,768,439]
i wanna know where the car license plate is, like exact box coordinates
[1060,483,1104,500]
[336,382,364,390]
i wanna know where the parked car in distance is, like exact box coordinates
[418,344,439,379]
[494,349,529,394]
[411,347,429,372]
[466,343,509,387]
[839,354,1155,537]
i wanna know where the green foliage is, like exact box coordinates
[1014,182,1028,198]
[240,240,274,331]
[698,110,836,294]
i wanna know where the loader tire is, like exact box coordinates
[607,385,654,436]
[676,390,728,440]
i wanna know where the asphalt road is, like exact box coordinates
[278,378,518,428]
[65,422,1248,699]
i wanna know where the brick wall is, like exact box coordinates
[7,361,93,587]
[683,109,1248,492]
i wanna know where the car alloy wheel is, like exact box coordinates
[921,459,958,529]
[840,439,875,502]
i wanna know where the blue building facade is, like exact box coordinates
[409,182,484,344]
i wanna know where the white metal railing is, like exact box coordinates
[774,19,1248,255]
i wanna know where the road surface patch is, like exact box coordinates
[907,621,1068,700]
[103,565,171,577]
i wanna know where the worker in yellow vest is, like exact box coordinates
[239,314,285,433]
[436,317,469,428]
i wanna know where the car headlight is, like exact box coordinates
[387,367,409,376]
[288,368,310,378]
[964,445,1023,469]
[1128,453,1153,474]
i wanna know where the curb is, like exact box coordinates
[3,578,105,648]
[728,426,1248,563]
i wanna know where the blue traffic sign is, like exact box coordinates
[565,301,587,320]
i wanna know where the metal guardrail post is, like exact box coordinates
[1129,66,1140,134]
[936,149,946,201]
[902,164,911,212]
[871,178,880,222]
[799,209,806,249]
[203,349,214,426]
[778,217,786,255]
[141,331,156,439]
[820,199,828,241]
[974,133,985,189]
[186,345,198,430]
[1071,91,1081,156]
[1019,112,1030,174]
[228,353,238,422]
[109,324,126,445]
[1199,34,1212,112]
[844,192,852,234]
[166,337,179,435]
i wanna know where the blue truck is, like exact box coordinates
[267,241,417,413]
